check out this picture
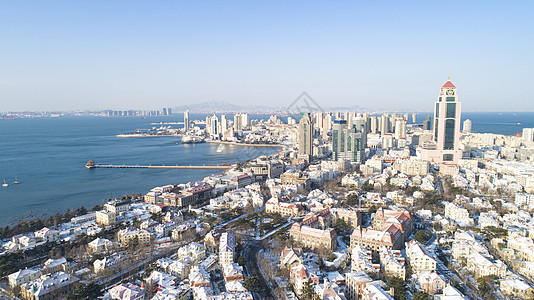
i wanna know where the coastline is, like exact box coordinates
[2,140,280,229]
[206,140,285,148]
[116,134,183,138]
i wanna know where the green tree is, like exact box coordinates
[301,281,317,299]
[387,277,407,300]
[244,276,261,292]
[413,291,431,300]
[67,283,102,300]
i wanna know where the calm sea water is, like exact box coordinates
[417,112,534,135]
[0,112,532,227]
[0,115,279,226]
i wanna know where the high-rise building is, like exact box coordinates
[233,114,243,131]
[241,113,249,130]
[369,116,377,134]
[205,115,212,135]
[298,113,313,160]
[412,113,416,124]
[423,116,432,130]
[184,109,190,132]
[422,78,462,164]
[332,120,367,163]
[395,118,407,140]
[463,119,472,133]
[210,114,219,137]
[523,128,534,142]
[221,114,228,133]
[380,114,390,134]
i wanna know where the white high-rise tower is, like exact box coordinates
[422,78,462,164]
[184,109,190,132]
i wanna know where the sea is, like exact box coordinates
[0,112,533,227]
[0,114,280,227]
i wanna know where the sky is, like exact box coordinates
[0,1,533,112]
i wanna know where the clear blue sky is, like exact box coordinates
[1,1,532,112]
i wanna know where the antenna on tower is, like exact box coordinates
[448,75,451,81]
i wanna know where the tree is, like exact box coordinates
[244,276,261,292]
[387,277,407,300]
[414,230,433,244]
[413,291,431,300]
[67,283,102,300]
[301,281,317,299]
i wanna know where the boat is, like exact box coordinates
[13,177,20,184]
[2,179,8,187]
[216,144,224,153]
[86,160,96,169]
[182,135,205,144]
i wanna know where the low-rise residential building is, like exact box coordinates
[500,278,534,299]
[20,272,79,300]
[379,247,406,280]
[155,221,178,236]
[219,232,235,265]
[88,237,113,253]
[405,240,436,272]
[171,222,196,242]
[96,210,116,226]
[109,283,145,300]
[8,269,41,288]
[331,208,361,229]
[444,202,469,221]
[345,271,373,300]
[117,226,151,246]
[70,212,96,225]
[350,225,403,251]
[265,197,303,217]
[280,247,304,269]
[290,264,319,296]
[417,271,446,295]
[434,284,466,300]
[351,246,380,277]
[466,252,506,278]
[104,199,131,216]
[34,227,60,243]
[289,223,337,251]
[361,281,394,300]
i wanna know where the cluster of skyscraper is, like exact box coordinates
[297,78,463,164]
[104,108,173,117]
[297,111,414,163]
[202,113,250,139]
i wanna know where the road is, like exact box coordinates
[242,240,275,300]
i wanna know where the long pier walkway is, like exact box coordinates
[87,164,230,170]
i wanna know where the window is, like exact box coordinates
[435,103,439,118]
[444,119,455,150]
[434,118,439,141]
[446,97,455,102]
[446,103,456,118]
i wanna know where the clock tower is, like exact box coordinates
[422,78,463,164]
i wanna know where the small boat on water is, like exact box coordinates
[216,144,224,153]
[13,177,20,184]
[2,179,8,187]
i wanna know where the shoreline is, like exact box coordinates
[206,140,285,148]
[116,134,183,138]
[2,142,281,229]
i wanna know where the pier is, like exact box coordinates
[85,161,230,170]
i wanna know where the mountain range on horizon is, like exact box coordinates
[174,101,373,114]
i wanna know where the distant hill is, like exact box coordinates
[174,101,372,114]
